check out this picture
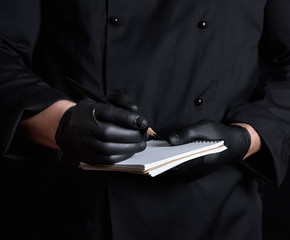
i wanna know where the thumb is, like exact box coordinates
[167,127,199,146]
[106,92,139,112]
[167,124,210,146]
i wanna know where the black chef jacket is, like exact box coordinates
[0,0,290,239]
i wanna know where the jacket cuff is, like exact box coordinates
[224,103,290,186]
[0,87,70,156]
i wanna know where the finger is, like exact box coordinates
[167,121,217,146]
[90,121,147,143]
[84,136,147,156]
[160,156,205,181]
[93,103,148,130]
[167,127,205,146]
[96,153,135,165]
[79,151,135,165]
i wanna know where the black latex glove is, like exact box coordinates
[164,120,251,181]
[55,95,149,165]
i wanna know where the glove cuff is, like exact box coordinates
[55,106,75,150]
[229,125,252,163]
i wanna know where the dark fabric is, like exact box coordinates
[1,0,290,239]
[0,0,69,155]
[108,166,264,240]
[262,168,290,240]
[1,152,112,240]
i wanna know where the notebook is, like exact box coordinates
[79,140,227,177]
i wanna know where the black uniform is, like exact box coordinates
[0,0,290,239]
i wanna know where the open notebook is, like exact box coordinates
[79,140,227,177]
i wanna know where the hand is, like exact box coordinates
[164,120,251,181]
[55,97,149,165]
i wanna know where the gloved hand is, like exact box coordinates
[164,120,251,181]
[55,95,149,165]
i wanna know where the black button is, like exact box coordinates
[197,20,208,29]
[109,17,124,26]
[194,97,203,106]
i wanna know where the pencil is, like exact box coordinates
[65,76,156,137]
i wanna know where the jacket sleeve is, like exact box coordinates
[224,0,290,186]
[0,0,68,157]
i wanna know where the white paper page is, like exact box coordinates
[147,144,227,176]
[113,140,226,170]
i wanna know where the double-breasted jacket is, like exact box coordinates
[0,0,290,239]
